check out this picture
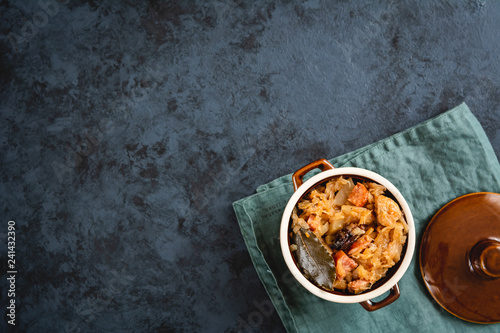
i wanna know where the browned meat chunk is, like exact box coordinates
[348,183,369,207]
[348,234,373,255]
[307,215,321,231]
[334,250,358,280]
[348,279,371,293]
[375,195,402,227]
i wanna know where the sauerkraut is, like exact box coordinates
[291,176,408,294]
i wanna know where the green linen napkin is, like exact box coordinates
[233,103,500,333]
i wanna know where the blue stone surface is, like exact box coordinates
[1,0,499,332]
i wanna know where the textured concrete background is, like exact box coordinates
[1,0,500,332]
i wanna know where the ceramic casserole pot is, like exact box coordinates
[280,159,416,311]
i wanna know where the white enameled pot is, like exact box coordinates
[280,159,416,311]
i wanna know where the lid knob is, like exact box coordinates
[468,239,500,279]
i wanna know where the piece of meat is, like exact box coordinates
[348,183,369,207]
[331,228,353,250]
[331,224,364,251]
[348,234,373,255]
[348,279,371,294]
[334,250,358,280]
[375,195,402,227]
[307,215,321,231]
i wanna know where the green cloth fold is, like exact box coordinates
[233,103,500,332]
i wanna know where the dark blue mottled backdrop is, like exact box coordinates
[1,0,499,332]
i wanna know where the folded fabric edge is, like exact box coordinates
[465,107,500,179]
[232,199,298,333]
[234,182,293,211]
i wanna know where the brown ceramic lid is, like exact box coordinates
[420,192,500,324]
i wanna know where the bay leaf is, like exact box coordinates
[293,228,336,290]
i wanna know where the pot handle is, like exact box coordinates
[292,158,335,191]
[360,283,400,312]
